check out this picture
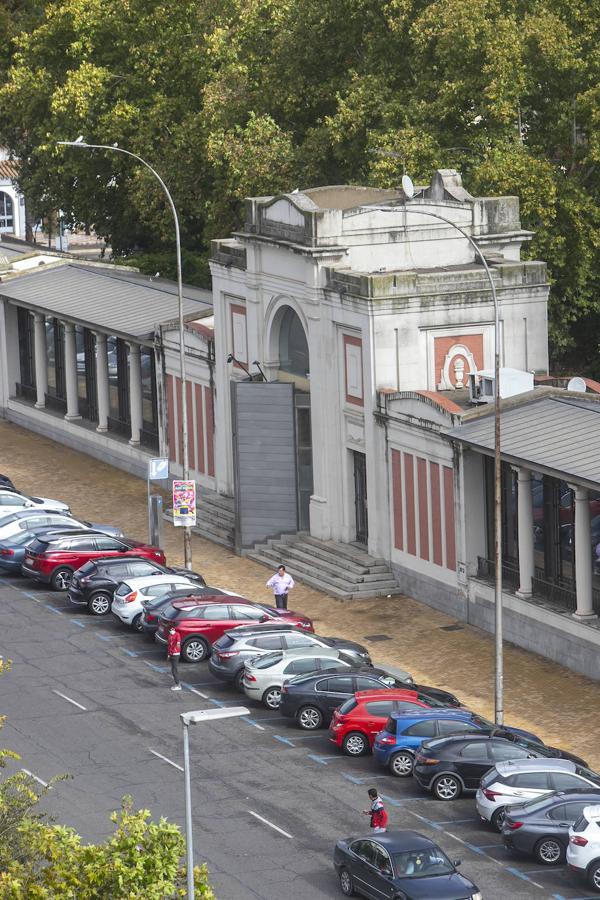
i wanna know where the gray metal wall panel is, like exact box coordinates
[232,381,298,550]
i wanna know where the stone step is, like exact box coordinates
[298,533,386,567]
[196,503,235,527]
[270,539,371,576]
[163,506,235,550]
[198,493,235,514]
[270,540,397,585]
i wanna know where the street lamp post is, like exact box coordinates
[57,140,193,570]
[366,201,503,725]
[180,707,249,899]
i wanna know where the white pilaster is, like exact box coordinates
[95,332,109,433]
[515,467,534,598]
[63,322,80,420]
[33,312,47,408]
[573,485,597,619]
[128,342,143,446]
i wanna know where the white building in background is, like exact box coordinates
[0,149,26,240]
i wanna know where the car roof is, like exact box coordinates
[348,831,437,852]
[278,647,342,660]
[495,758,575,775]
[36,529,110,540]
[390,709,473,721]
[224,624,307,638]
[118,574,195,588]
[171,596,248,609]
[355,689,418,702]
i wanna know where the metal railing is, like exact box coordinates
[477,556,520,591]
[478,556,600,616]
[107,416,130,439]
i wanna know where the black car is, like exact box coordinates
[140,586,228,636]
[333,830,480,899]
[208,623,372,688]
[279,667,458,731]
[67,557,206,615]
[502,790,600,865]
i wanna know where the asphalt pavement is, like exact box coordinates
[0,575,596,900]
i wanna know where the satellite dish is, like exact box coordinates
[567,376,587,393]
[402,174,415,199]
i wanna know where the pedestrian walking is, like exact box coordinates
[266,564,295,610]
[363,788,388,833]
[167,625,182,691]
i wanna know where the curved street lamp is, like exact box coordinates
[57,139,193,569]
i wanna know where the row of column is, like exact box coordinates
[515,467,596,620]
[31,312,144,447]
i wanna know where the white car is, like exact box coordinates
[111,574,198,631]
[0,512,82,542]
[0,489,69,513]
[243,646,355,709]
[476,758,600,830]
[567,804,600,892]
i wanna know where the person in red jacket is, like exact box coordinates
[363,788,388,833]
[167,626,182,691]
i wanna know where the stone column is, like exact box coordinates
[33,312,48,408]
[515,467,534,598]
[63,322,80,420]
[128,342,143,446]
[95,332,109,433]
[573,485,597,619]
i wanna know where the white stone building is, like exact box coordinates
[0,150,27,240]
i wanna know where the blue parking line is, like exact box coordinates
[95,633,113,641]
[209,698,225,707]
[143,661,168,673]
[273,735,295,746]
[342,773,366,785]
[69,619,85,628]
[506,866,538,884]
[461,842,485,855]
[46,605,63,615]
[119,647,138,657]
[474,842,503,848]
[379,794,403,808]
[242,717,264,730]
[307,754,339,765]
[432,817,480,825]
[24,592,40,599]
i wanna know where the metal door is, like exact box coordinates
[353,451,368,544]
[295,392,313,531]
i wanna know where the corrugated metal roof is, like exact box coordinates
[0,262,212,341]
[447,396,600,487]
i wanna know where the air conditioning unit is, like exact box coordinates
[469,368,534,404]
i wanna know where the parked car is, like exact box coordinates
[242,648,360,709]
[373,710,542,778]
[476,759,600,830]
[414,733,549,801]
[333,830,481,900]
[0,519,124,573]
[279,667,428,731]
[140,586,229,636]
[329,689,443,757]
[112,575,200,630]
[567,803,600,891]
[68,557,206,615]
[0,510,85,543]
[0,489,69,513]
[155,598,314,662]
[209,624,372,690]
[502,790,600,866]
[21,531,166,591]
[0,474,16,491]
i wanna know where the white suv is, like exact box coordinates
[476,758,600,830]
[112,575,197,630]
[243,647,354,709]
[568,804,600,892]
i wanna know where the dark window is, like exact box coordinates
[365,701,396,717]
[284,633,315,649]
[563,802,592,821]
[230,605,265,621]
[316,677,353,693]
[55,536,93,551]
[384,717,397,736]
[489,742,531,762]
[93,536,124,551]
[354,676,379,691]
[278,307,309,377]
[405,720,437,738]
[551,773,586,790]
[284,658,321,675]
[546,804,570,821]
[197,605,228,620]
[460,742,490,759]
[144,584,171,598]
[394,701,422,712]
[338,698,358,715]
[371,844,393,875]
[126,560,157,577]
[141,347,157,433]
[437,719,479,737]
[252,635,286,650]
[17,307,34,388]
[0,190,14,229]
[513,772,552,789]
[0,494,27,506]
[351,840,374,864]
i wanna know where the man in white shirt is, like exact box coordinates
[266,564,295,610]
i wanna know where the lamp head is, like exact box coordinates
[56,136,90,148]
[227,354,234,364]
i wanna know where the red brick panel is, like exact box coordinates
[186,381,195,471]
[391,449,403,551]
[417,457,429,561]
[195,383,205,474]
[343,334,364,406]
[404,453,416,556]
[175,376,183,465]
[167,374,176,463]
[444,466,456,571]
[204,385,215,477]
[430,462,443,566]
[434,333,484,388]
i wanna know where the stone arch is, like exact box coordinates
[265,296,310,381]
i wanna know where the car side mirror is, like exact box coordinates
[453,858,462,868]
[259,615,269,622]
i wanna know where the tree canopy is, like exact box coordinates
[1,0,599,368]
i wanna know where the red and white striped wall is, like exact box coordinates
[166,374,215,482]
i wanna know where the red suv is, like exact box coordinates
[21,530,166,591]
[156,597,313,662]
[329,689,435,757]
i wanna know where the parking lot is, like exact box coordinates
[1,574,597,899]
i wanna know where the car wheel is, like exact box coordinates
[234,669,245,691]
[87,592,111,616]
[297,705,323,730]
[534,836,565,866]
[342,732,369,757]
[338,867,355,897]
[389,750,414,777]
[262,686,282,710]
[132,614,143,632]
[491,807,506,831]
[433,774,462,801]
[588,860,600,891]
[51,567,73,592]
[182,637,209,663]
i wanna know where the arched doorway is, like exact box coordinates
[0,191,14,232]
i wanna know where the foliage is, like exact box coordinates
[1,0,600,364]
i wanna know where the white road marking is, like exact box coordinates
[148,749,184,772]
[181,683,209,699]
[242,717,266,731]
[21,768,50,788]
[248,810,293,839]
[52,689,87,711]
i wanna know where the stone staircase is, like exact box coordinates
[164,486,235,549]
[245,532,401,601]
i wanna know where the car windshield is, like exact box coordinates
[418,692,446,708]
[576,766,600,786]
[9,531,37,546]
[115,583,132,596]
[393,847,454,878]
[518,795,555,813]
[338,698,358,715]
[510,736,552,758]
[214,635,236,650]
[471,714,494,729]
[251,653,283,669]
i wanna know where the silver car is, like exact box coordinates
[242,647,357,709]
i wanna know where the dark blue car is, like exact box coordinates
[373,709,541,777]
[333,830,481,899]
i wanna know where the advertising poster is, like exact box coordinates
[172,480,196,527]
